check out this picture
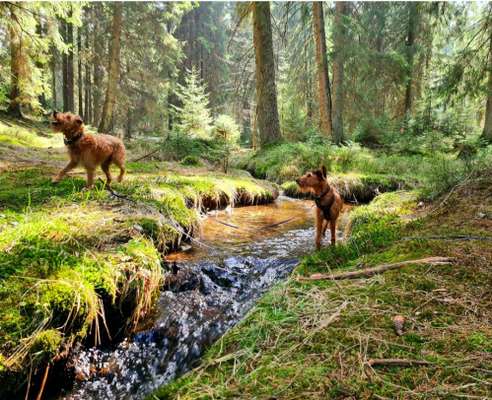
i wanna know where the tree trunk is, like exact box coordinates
[7,7,24,118]
[51,46,57,110]
[482,30,492,143]
[84,25,92,124]
[332,1,348,145]
[92,4,104,128]
[253,2,281,147]
[312,1,332,138]
[99,2,123,133]
[403,2,418,118]
[62,16,75,112]
[77,26,84,118]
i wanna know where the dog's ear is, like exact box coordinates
[314,169,324,180]
[321,165,327,179]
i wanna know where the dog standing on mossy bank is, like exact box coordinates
[51,111,126,188]
[296,166,343,249]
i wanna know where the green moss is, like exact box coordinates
[31,329,63,357]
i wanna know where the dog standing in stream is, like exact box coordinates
[296,166,343,249]
[51,111,126,188]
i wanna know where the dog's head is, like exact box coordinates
[296,166,328,193]
[51,111,84,138]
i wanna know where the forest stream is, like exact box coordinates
[62,196,353,400]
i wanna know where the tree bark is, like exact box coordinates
[332,1,348,145]
[253,2,281,147]
[77,26,84,118]
[84,24,92,124]
[403,2,418,118]
[99,2,123,133]
[7,7,24,117]
[482,29,492,143]
[62,16,75,112]
[312,2,333,138]
[92,4,104,128]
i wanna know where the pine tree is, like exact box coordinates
[173,67,213,139]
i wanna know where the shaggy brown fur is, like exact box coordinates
[296,166,343,249]
[51,111,126,188]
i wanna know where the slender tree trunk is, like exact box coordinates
[62,16,75,112]
[7,7,24,117]
[84,25,92,124]
[403,2,418,118]
[36,21,48,109]
[312,1,332,138]
[482,29,492,143]
[61,20,68,111]
[51,47,57,110]
[92,4,104,127]
[77,27,84,118]
[332,1,348,145]
[99,2,123,133]
[253,2,281,147]
[67,17,75,112]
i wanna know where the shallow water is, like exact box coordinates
[63,196,351,400]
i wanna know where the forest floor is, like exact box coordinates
[2,117,492,399]
[153,174,492,399]
[0,117,278,396]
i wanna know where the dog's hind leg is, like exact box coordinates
[112,153,125,183]
[101,158,113,187]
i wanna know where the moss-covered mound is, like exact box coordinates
[281,173,405,203]
[0,119,278,397]
[152,173,492,399]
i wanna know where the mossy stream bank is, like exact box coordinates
[0,160,278,399]
[152,173,492,400]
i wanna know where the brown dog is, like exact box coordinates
[51,111,126,188]
[296,166,343,249]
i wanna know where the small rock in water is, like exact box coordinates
[180,244,192,252]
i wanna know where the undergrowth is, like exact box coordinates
[236,141,492,201]
[152,182,492,399]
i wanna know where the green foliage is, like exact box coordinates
[212,114,240,173]
[172,67,213,139]
[180,155,202,167]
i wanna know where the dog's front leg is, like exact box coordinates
[85,167,95,189]
[315,208,323,250]
[330,220,336,245]
[52,160,78,183]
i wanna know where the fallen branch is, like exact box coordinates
[403,235,492,242]
[257,217,297,230]
[130,148,160,163]
[214,219,241,230]
[367,358,433,368]
[299,257,453,281]
[35,363,50,400]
